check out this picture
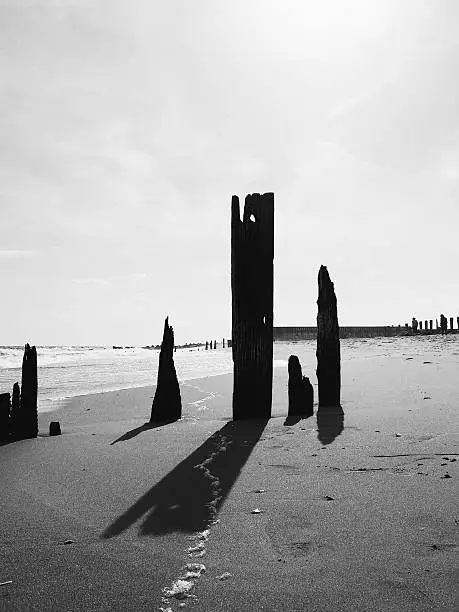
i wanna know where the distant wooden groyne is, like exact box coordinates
[274,326,413,341]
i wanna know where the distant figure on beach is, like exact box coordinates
[412,317,418,333]
[440,314,447,335]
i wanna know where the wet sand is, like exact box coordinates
[0,337,458,611]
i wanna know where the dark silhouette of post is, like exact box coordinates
[213,340,217,350]
[288,356,313,417]
[0,393,10,441]
[223,338,226,348]
[429,320,433,330]
[150,317,182,423]
[231,193,274,420]
[19,344,38,439]
[49,421,62,436]
[419,321,423,330]
[450,317,454,331]
[424,320,428,332]
[457,317,459,331]
[316,266,340,407]
[440,314,447,335]
[205,341,209,350]
[436,318,439,330]
[9,382,20,439]
[412,317,418,332]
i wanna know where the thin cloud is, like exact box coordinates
[0,250,36,258]
[72,278,110,286]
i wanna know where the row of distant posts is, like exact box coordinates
[204,339,232,350]
[412,316,458,333]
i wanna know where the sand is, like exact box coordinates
[0,337,458,611]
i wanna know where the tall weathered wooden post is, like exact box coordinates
[316,266,340,407]
[429,320,433,330]
[457,317,459,331]
[231,193,274,420]
[20,344,38,438]
[419,321,423,330]
[450,317,454,331]
[150,317,182,423]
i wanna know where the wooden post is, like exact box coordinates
[288,356,313,417]
[440,314,446,334]
[316,265,340,407]
[419,321,423,330]
[424,320,428,332]
[49,421,62,436]
[450,317,454,331]
[9,382,20,439]
[223,338,226,349]
[20,344,38,438]
[231,193,274,419]
[457,317,459,331]
[0,393,10,441]
[213,340,216,350]
[429,320,433,330]
[205,341,209,350]
[150,317,182,422]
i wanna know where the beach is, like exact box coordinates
[0,337,458,611]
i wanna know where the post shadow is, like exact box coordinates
[316,405,344,445]
[102,419,268,538]
[284,414,313,427]
[110,419,179,445]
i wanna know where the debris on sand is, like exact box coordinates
[163,579,194,600]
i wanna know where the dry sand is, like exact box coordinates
[0,337,458,611]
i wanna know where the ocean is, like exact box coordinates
[0,345,237,413]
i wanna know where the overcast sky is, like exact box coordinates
[1,0,458,345]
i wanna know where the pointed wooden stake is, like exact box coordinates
[150,317,182,422]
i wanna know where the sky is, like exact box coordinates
[1,0,458,345]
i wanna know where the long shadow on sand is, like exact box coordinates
[102,419,268,538]
[110,419,178,445]
[317,405,344,445]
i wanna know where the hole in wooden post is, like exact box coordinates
[250,214,256,223]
